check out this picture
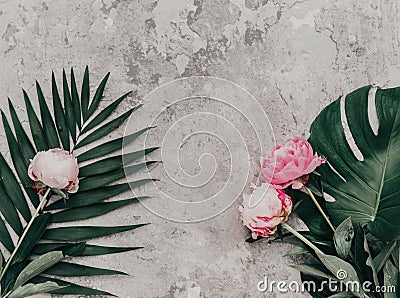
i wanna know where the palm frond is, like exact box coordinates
[0,67,157,296]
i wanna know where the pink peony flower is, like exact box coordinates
[259,137,325,189]
[28,148,79,193]
[240,183,292,239]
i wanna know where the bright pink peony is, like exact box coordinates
[259,137,325,189]
[28,148,79,193]
[240,184,292,239]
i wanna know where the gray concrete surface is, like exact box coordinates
[1,0,400,297]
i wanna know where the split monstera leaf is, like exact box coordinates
[0,67,158,297]
[292,85,400,297]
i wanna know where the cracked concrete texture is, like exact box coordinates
[1,0,400,297]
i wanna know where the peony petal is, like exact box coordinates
[240,184,292,238]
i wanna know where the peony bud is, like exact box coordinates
[28,148,79,193]
[240,183,292,239]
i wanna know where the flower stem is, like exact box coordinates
[0,188,51,282]
[281,222,324,255]
[304,186,335,232]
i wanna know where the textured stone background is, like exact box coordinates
[1,0,400,297]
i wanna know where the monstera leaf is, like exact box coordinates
[308,85,400,241]
[0,67,157,296]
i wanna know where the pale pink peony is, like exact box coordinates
[259,137,325,189]
[240,184,292,239]
[28,148,79,193]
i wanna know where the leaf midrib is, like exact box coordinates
[373,106,398,221]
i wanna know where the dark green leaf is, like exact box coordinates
[45,183,132,210]
[36,81,60,148]
[80,91,133,134]
[43,223,148,241]
[0,181,22,235]
[79,160,157,191]
[43,262,127,277]
[33,243,141,257]
[70,68,81,129]
[32,276,115,296]
[8,99,36,160]
[373,241,396,272]
[77,126,153,162]
[50,198,142,223]
[0,216,14,252]
[22,89,48,151]
[0,153,31,223]
[86,72,110,118]
[309,86,400,241]
[62,69,76,141]
[75,108,136,149]
[333,217,354,259]
[1,112,39,207]
[52,72,70,150]
[79,147,158,177]
[81,245,142,257]
[353,226,378,286]
[0,111,37,222]
[13,213,51,264]
[80,66,90,121]
[62,242,87,257]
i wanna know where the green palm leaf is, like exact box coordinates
[45,183,136,210]
[62,69,76,141]
[32,276,115,296]
[70,68,82,129]
[80,66,90,121]
[36,82,60,148]
[22,90,48,151]
[32,243,142,256]
[80,91,133,134]
[75,108,137,149]
[43,262,127,277]
[43,224,148,241]
[87,72,110,118]
[8,100,36,160]
[52,72,70,150]
[0,154,31,221]
[50,198,142,223]
[0,218,14,252]
[77,127,154,162]
[0,67,157,297]
[309,85,400,241]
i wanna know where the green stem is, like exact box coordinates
[281,222,324,255]
[0,188,51,282]
[304,186,335,232]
